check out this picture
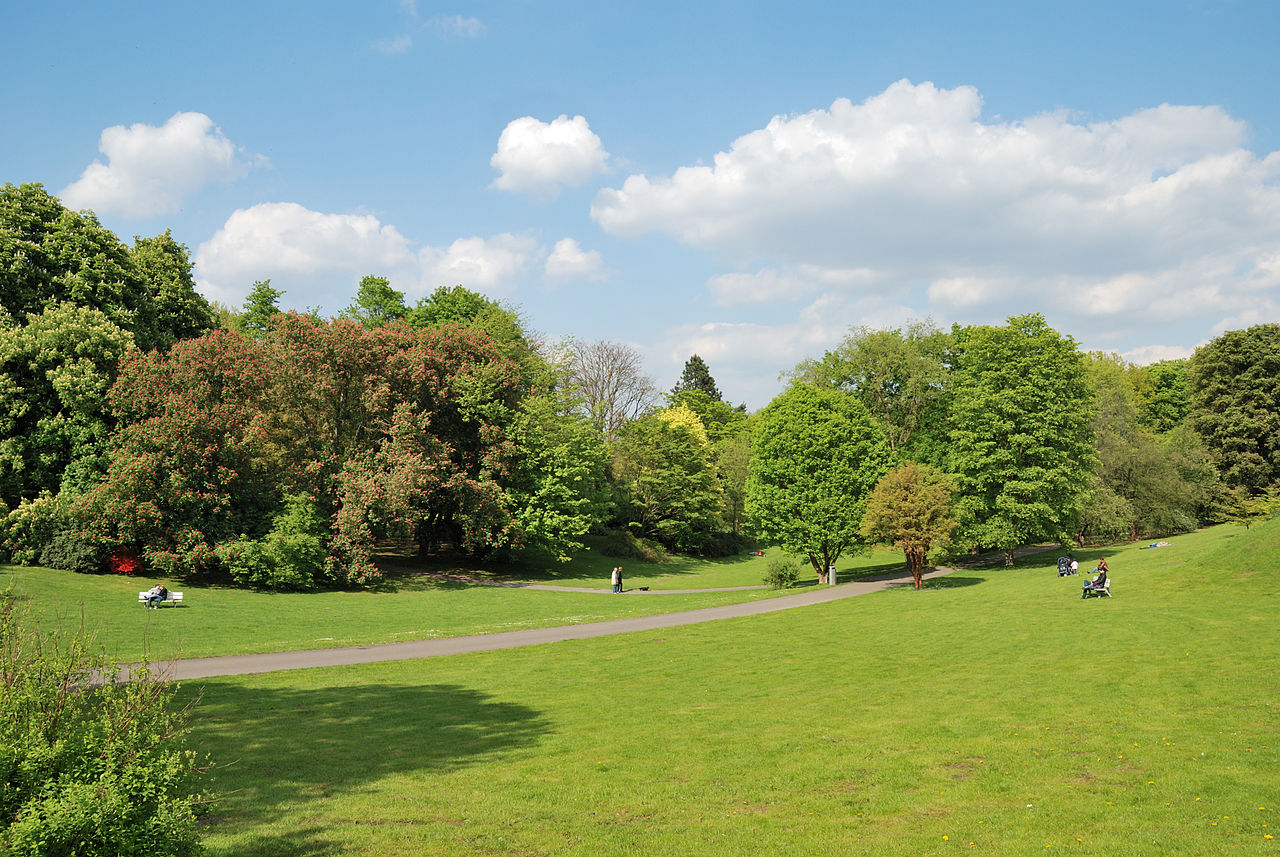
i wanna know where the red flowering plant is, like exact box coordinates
[107,551,140,576]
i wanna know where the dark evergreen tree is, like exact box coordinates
[671,354,722,401]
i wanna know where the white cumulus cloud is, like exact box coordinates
[545,238,608,281]
[593,79,1280,358]
[61,112,253,218]
[491,115,610,199]
[195,203,539,310]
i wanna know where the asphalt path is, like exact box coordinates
[144,566,958,681]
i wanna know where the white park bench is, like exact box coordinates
[1082,576,1111,598]
[137,590,184,607]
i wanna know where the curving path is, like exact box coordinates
[146,566,959,681]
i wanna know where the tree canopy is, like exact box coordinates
[860,462,957,589]
[790,321,951,458]
[946,314,1095,564]
[747,383,891,583]
[671,354,722,401]
[1189,323,1280,495]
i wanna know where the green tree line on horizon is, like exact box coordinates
[3,181,1278,588]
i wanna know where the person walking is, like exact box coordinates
[611,566,622,593]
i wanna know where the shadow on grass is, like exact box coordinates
[919,575,985,590]
[184,681,550,852]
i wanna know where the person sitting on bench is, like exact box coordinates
[1081,560,1108,598]
[144,584,170,609]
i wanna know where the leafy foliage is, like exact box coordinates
[0,183,158,350]
[860,462,957,589]
[611,413,723,553]
[0,592,208,856]
[238,279,283,339]
[1188,323,1280,495]
[342,275,408,329]
[946,314,1094,563]
[0,303,136,507]
[131,230,215,349]
[670,354,722,401]
[747,384,892,582]
[763,556,800,589]
[790,321,951,458]
[1080,353,1219,542]
[1130,358,1190,433]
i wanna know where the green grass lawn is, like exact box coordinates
[0,545,909,662]
[171,520,1277,856]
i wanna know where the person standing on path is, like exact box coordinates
[611,566,622,593]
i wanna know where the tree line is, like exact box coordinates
[3,181,1278,589]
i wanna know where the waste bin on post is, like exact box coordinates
[828,565,837,585]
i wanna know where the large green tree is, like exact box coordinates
[0,183,158,350]
[790,321,952,459]
[747,384,892,583]
[1080,352,1213,542]
[1130,358,1190,434]
[130,230,215,348]
[610,412,723,553]
[0,304,136,508]
[238,280,283,339]
[946,314,1094,565]
[342,275,408,328]
[1188,324,1280,494]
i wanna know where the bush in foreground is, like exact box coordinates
[0,591,209,856]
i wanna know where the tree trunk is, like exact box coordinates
[809,552,827,585]
[907,547,925,589]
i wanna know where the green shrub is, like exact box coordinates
[217,493,328,590]
[37,530,104,574]
[586,528,669,563]
[0,493,68,564]
[0,591,209,856]
[764,556,800,590]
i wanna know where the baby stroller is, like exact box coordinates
[1057,557,1077,576]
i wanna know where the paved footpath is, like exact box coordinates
[149,566,957,681]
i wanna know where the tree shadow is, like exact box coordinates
[918,575,985,590]
[181,680,550,851]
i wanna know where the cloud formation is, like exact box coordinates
[491,115,609,199]
[194,202,538,309]
[545,238,608,281]
[60,112,253,218]
[593,79,1280,357]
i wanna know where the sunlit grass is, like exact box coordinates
[1,544,910,662]
[180,519,1277,856]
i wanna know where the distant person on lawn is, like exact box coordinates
[611,566,623,593]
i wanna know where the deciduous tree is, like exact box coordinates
[747,384,891,583]
[946,314,1094,565]
[131,230,214,348]
[789,321,951,459]
[1188,324,1280,494]
[567,339,658,437]
[860,462,957,589]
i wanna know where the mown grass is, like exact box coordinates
[177,519,1278,856]
[0,545,908,662]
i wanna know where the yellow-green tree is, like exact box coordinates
[860,462,957,589]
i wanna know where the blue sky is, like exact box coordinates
[4,0,1279,407]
